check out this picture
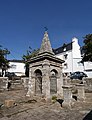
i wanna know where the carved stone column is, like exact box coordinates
[57,72,63,97]
[76,84,85,101]
[42,61,50,101]
[62,85,73,108]
[26,66,35,96]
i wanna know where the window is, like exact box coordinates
[11,64,16,69]
[64,63,68,69]
[64,54,68,59]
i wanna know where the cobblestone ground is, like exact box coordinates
[0,88,92,120]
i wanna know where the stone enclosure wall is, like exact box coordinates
[0,76,92,92]
[0,77,8,90]
[21,77,29,89]
[62,77,92,107]
[0,76,92,108]
[63,77,92,93]
[83,78,92,91]
[0,77,23,91]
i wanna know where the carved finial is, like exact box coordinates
[44,27,48,32]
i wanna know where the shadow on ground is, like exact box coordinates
[56,99,64,107]
[83,110,92,120]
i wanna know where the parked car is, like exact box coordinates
[70,71,87,80]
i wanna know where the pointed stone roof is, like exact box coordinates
[39,31,54,55]
[28,30,64,64]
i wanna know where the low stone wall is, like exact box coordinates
[63,78,81,85]
[63,78,71,85]
[63,77,92,93]
[83,78,92,91]
[21,77,29,89]
[11,79,23,89]
[0,77,8,90]
[0,77,24,91]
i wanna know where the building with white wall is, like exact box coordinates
[8,60,25,76]
[53,37,84,76]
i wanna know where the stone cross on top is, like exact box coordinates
[44,27,48,31]
[39,29,54,55]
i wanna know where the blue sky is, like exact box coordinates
[0,0,92,60]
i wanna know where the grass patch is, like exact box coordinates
[52,96,57,103]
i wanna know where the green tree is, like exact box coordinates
[82,34,92,62]
[22,47,39,77]
[0,46,10,76]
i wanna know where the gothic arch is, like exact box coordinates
[50,69,58,76]
[34,69,42,76]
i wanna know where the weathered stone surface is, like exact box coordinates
[0,87,92,120]
[0,77,8,90]
[83,78,92,91]
[27,31,64,100]
[62,85,73,108]
[76,84,85,101]
[21,77,29,88]
[5,100,15,107]
[39,31,54,55]
[0,117,9,120]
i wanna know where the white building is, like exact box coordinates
[53,37,84,76]
[8,60,25,76]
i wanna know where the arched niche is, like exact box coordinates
[50,69,58,94]
[34,69,42,95]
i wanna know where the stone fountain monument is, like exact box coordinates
[27,30,64,101]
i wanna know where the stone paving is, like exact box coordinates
[0,88,92,120]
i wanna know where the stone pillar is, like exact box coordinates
[76,84,85,101]
[62,85,73,108]
[22,77,29,89]
[27,76,36,97]
[26,80,31,96]
[0,77,8,90]
[45,76,50,101]
[42,61,50,101]
[57,72,63,97]
[42,74,46,96]
[26,66,35,97]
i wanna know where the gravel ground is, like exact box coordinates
[0,88,92,120]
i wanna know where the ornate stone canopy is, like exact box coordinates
[27,31,64,100]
